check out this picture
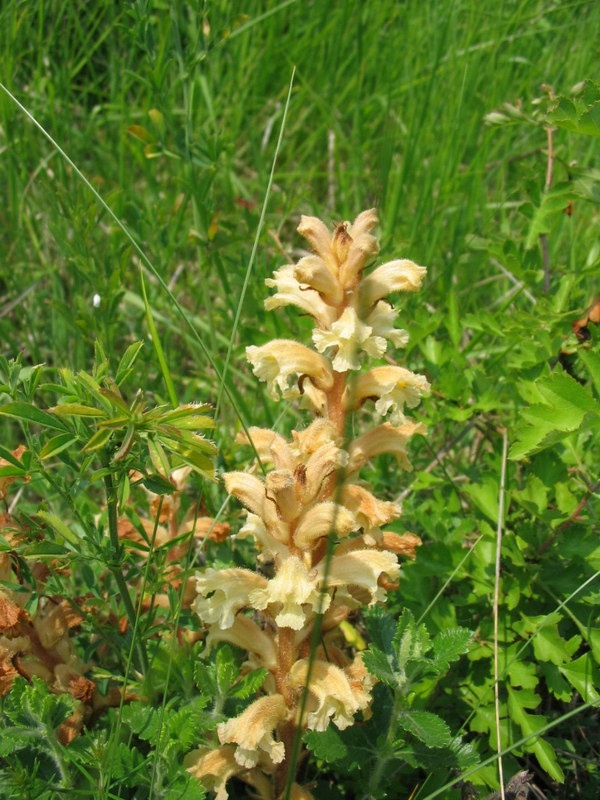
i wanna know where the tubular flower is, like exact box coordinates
[217,694,288,768]
[347,366,431,425]
[191,209,429,797]
[246,340,334,403]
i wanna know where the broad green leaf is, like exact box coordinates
[532,626,581,666]
[0,465,26,478]
[0,402,68,432]
[304,726,349,764]
[579,349,600,397]
[559,653,600,706]
[0,445,26,467]
[507,687,565,782]
[397,710,452,747]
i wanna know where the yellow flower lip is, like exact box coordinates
[249,555,329,630]
[294,501,359,550]
[346,365,431,425]
[217,694,288,768]
[359,259,427,307]
[193,567,267,629]
[290,658,372,731]
[246,340,334,402]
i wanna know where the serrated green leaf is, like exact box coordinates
[304,726,349,764]
[362,646,398,688]
[215,645,239,694]
[363,606,397,655]
[532,626,581,665]
[229,668,268,699]
[398,710,452,747]
[0,402,68,431]
[432,628,473,670]
[526,188,575,249]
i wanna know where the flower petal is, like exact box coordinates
[246,340,334,401]
[294,502,359,550]
[217,694,288,768]
[193,567,267,629]
[249,556,328,629]
[360,259,427,306]
[265,266,336,327]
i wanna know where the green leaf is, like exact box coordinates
[579,349,600,397]
[48,403,106,417]
[35,511,79,546]
[432,628,473,671]
[115,341,144,385]
[39,433,78,460]
[559,653,600,706]
[142,473,176,495]
[397,710,452,747]
[82,427,114,452]
[215,645,239,695]
[393,609,431,669]
[510,370,600,459]
[304,726,349,764]
[0,445,26,468]
[229,668,268,699]
[0,465,26,478]
[532,626,581,666]
[507,687,565,782]
[362,646,398,688]
[0,402,68,431]
[526,188,575,249]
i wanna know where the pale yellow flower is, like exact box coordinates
[193,567,267,629]
[217,694,288,768]
[265,266,336,328]
[319,548,400,605]
[360,259,427,307]
[365,300,409,348]
[348,365,430,425]
[185,745,239,800]
[294,502,359,550]
[290,659,372,731]
[294,255,342,306]
[236,512,288,563]
[299,440,349,505]
[246,340,333,402]
[348,421,426,472]
[265,469,300,522]
[223,472,289,543]
[249,555,329,629]
[205,614,277,670]
[236,427,294,472]
[297,215,338,273]
[291,418,340,457]
[348,208,378,239]
[313,307,383,372]
[338,232,380,289]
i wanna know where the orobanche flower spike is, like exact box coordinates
[188,210,429,799]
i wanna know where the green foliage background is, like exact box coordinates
[0,1,599,798]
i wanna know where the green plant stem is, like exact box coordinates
[366,689,403,798]
[102,464,148,674]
